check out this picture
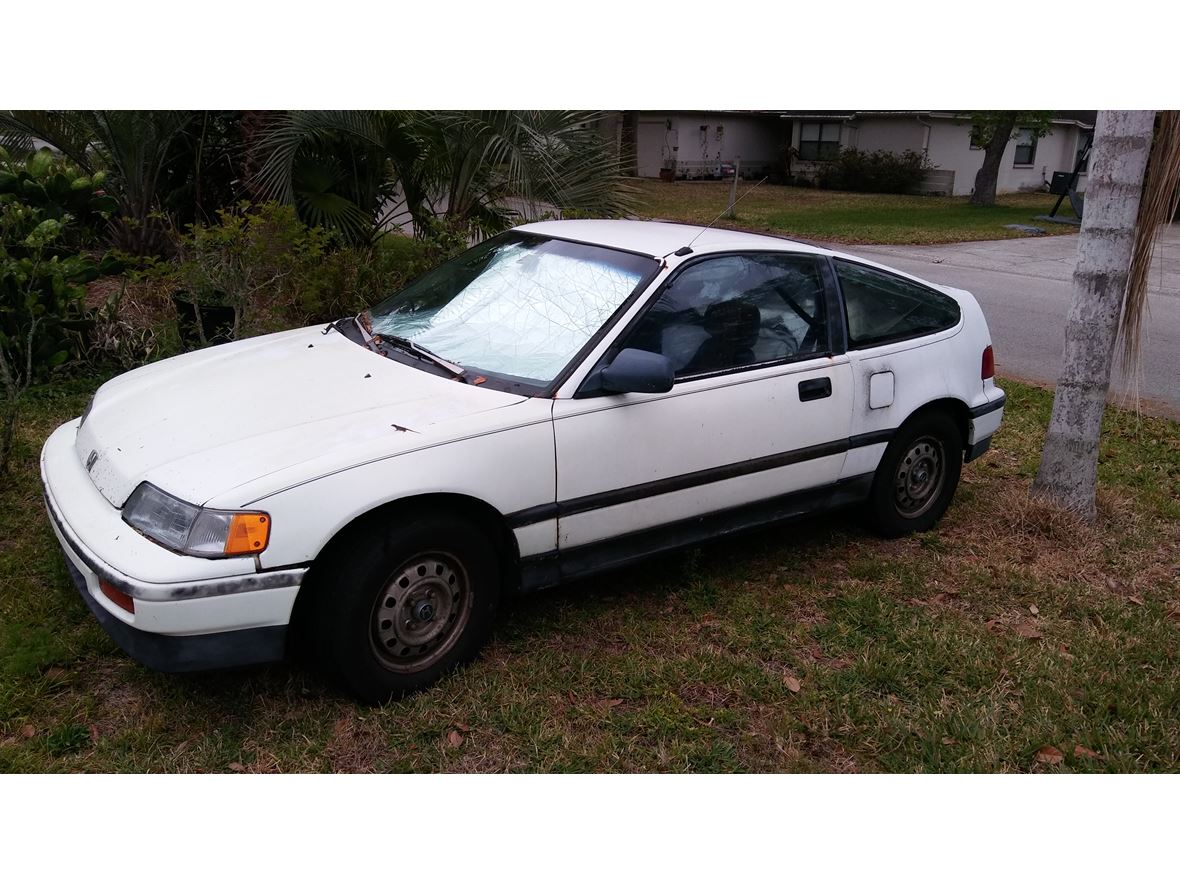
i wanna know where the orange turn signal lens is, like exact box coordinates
[224,513,270,556]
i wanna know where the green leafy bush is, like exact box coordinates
[818,148,931,194]
[0,147,120,471]
[0,148,120,379]
[175,201,333,340]
[174,202,445,342]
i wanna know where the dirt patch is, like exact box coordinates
[321,713,391,773]
[87,660,150,736]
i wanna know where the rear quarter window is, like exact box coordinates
[835,260,961,349]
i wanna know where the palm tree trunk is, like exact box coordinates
[1031,110,1156,518]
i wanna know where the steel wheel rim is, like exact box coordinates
[894,435,945,518]
[370,551,472,673]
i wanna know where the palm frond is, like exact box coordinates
[1120,110,1180,380]
[0,110,99,168]
[416,110,635,232]
[253,110,633,241]
[253,110,421,242]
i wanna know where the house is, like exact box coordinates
[602,111,789,180]
[779,111,1096,196]
[606,110,1096,197]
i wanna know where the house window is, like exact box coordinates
[1014,128,1038,166]
[799,122,841,161]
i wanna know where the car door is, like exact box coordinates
[551,251,853,560]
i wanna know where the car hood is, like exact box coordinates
[75,325,529,507]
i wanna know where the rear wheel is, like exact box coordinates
[304,512,501,703]
[867,412,962,537]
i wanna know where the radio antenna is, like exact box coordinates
[671,175,768,257]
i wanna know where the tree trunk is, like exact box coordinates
[969,112,1018,206]
[1031,110,1156,518]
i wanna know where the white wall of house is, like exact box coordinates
[924,118,1090,196]
[847,118,926,154]
[785,115,1091,198]
[634,112,781,178]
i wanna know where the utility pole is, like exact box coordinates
[725,157,741,219]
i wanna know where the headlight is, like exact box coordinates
[122,482,270,558]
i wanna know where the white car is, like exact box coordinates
[41,220,1005,701]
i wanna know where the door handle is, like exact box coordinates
[798,377,832,401]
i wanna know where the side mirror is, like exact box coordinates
[598,348,674,394]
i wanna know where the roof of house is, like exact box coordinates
[779,110,1097,128]
[616,110,1097,128]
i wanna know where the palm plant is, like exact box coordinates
[0,111,245,254]
[252,110,428,244]
[421,110,637,235]
[254,110,635,243]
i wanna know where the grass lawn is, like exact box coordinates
[1,375,1177,773]
[632,179,1081,245]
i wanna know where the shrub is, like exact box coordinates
[0,147,121,471]
[817,148,931,194]
[285,222,462,326]
[0,148,121,374]
[175,202,334,340]
[173,202,450,342]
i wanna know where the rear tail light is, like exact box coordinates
[99,579,135,614]
[981,345,995,380]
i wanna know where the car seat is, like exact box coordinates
[681,300,761,375]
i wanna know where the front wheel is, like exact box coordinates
[305,512,501,703]
[867,412,962,538]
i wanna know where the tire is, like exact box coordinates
[867,411,963,538]
[303,511,501,704]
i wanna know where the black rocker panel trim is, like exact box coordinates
[506,431,896,530]
[517,473,875,592]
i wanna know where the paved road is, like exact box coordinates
[836,226,1180,417]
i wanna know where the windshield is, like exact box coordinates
[364,233,655,387]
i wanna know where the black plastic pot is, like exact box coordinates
[172,291,236,347]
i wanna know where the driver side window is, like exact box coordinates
[623,253,829,379]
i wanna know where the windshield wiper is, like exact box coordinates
[376,334,467,381]
[341,312,467,381]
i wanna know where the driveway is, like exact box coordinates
[839,226,1180,418]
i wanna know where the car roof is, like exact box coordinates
[512,219,975,307]
[514,219,830,260]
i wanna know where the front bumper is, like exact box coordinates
[60,550,288,672]
[41,419,306,672]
